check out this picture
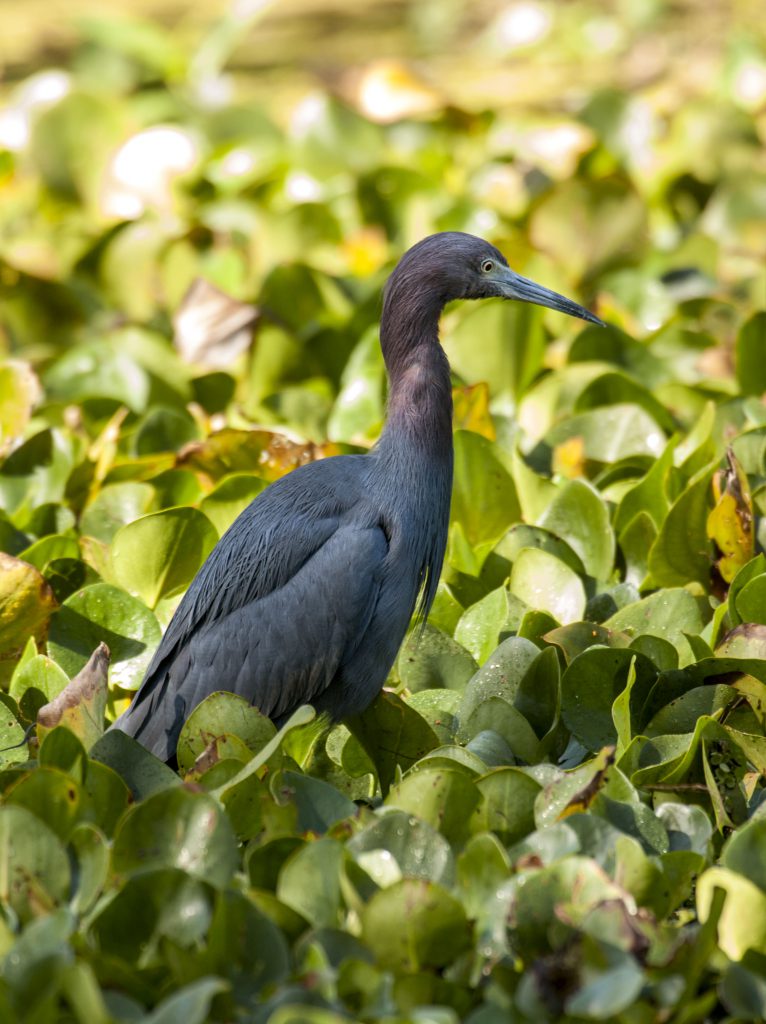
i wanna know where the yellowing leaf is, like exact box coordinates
[559,745,616,819]
[707,449,754,584]
[0,553,57,658]
[452,383,495,440]
[0,360,41,454]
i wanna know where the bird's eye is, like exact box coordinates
[481,259,494,274]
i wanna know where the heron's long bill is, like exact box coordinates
[498,268,605,327]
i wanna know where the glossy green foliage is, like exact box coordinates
[1,1,766,1020]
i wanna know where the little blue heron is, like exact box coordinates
[114,232,603,760]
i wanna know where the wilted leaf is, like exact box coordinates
[36,642,109,749]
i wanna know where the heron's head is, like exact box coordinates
[387,231,604,327]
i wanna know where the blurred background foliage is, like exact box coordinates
[2,1,766,1021]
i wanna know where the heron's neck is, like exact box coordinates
[378,304,453,461]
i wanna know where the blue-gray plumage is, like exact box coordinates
[114,232,603,760]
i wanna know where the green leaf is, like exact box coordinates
[471,767,541,843]
[80,482,155,543]
[398,624,477,693]
[648,461,716,588]
[361,879,471,971]
[348,809,455,886]
[509,547,585,624]
[10,653,70,720]
[198,473,268,535]
[448,430,520,575]
[604,588,705,664]
[697,867,766,959]
[561,647,656,751]
[277,838,345,927]
[347,690,439,796]
[538,479,615,580]
[176,691,276,774]
[735,311,766,396]
[454,586,527,664]
[144,979,229,1024]
[386,768,480,844]
[48,583,161,690]
[112,787,239,887]
[459,636,540,724]
[111,507,218,608]
[0,805,71,923]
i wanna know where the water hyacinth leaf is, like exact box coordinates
[397,624,477,693]
[537,479,615,581]
[454,586,527,664]
[278,771,356,834]
[0,552,57,657]
[347,690,439,795]
[48,583,161,690]
[459,697,539,762]
[277,838,345,928]
[90,729,180,800]
[111,507,218,608]
[447,430,520,575]
[732,575,766,627]
[176,691,276,774]
[544,621,631,662]
[614,438,677,534]
[443,298,545,401]
[4,765,81,841]
[471,767,541,843]
[697,867,766,960]
[458,636,540,724]
[716,624,766,659]
[565,950,645,1019]
[68,822,109,915]
[543,404,666,465]
[18,533,80,572]
[112,787,239,888]
[0,360,40,452]
[327,326,385,443]
[574,369,675,433]
[529,177,647,279]
[10,654,70,721]
[386,767,481,844]
[198,473,268,535]
[604,588,705,663]
[735,311,766,396]
[0,693,27,768]
[561,647,656,751]
[507,855,628,957]
[509,547,585,624]
[79,482,156,543]
[36,643,109,749]
[495,522,585,576]
[721,817,766,893]
[515,645,561,738]
[619,511,657,588]
[648,462,717,588]
[360,879,471,971]
[452,382,496,440]
[43,342,150,412]
[348,809,455,887]
[142,978,229,1024]
[89,868,213,962]
[0,805,71,923]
